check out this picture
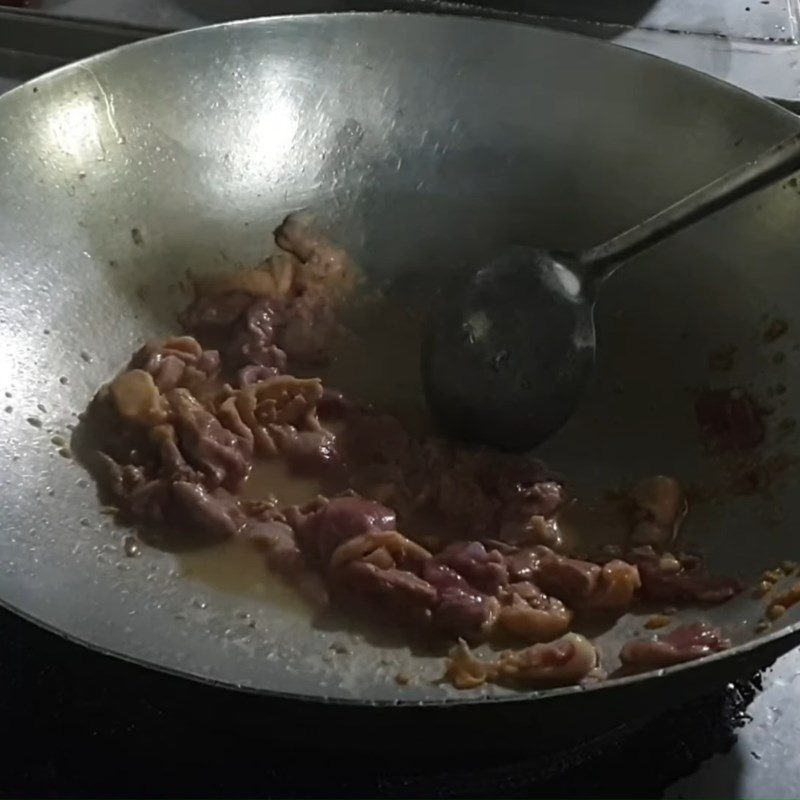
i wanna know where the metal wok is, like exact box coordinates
[2,12,800,742]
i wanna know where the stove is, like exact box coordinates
[1,4,800,797]
[1,598,796,798]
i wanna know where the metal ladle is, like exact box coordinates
[422,130,800,451]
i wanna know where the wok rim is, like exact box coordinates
[1,10,798,708]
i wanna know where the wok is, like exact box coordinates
[2,12,800,743]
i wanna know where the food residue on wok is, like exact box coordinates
[78,213,745,691]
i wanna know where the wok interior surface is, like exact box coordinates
[2,13,800,704]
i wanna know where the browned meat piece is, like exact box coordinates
[216,375,324,456]
[338,411,567,546]
[632,547,742,604]
[183,215,352,372]
[273,212,351,293]
[330,529,430,570]
[109,369,168,427]
[277,306,339,365]
[96,453,243,541]
[531,547,601,603]
[288,495,397,566]
[498,513,562,549]
[171,482,246,540]
[131,336,220,392]
[435,541,509,595]
[332,558,438,628]
[226,298,287,369]
[288,497,508,639]
[328,528,500,639]
[421,561,500,637]
[629,476,687,548]
[150,424,201,483]
[168,389,251,491]
[619,622,730,671]
[412,446,566,542]
[582,559,642,610]
[182,293,292,374]
[237,364,282,387]
[96,453,171,522]
[327,528,437,628]
[494,584,572,642]
[444,632,597,689]
[268,424,339,476]
[433,586,499,638]
[509,546,640,612]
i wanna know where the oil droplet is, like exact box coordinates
[123,536,141,558]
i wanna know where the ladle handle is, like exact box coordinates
[576,128,800,286]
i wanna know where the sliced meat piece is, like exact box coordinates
[269,424,339,476]
[619,622,730,671]
[274,212,351,288]
[632,548,742,604]
[288,495,397,565]
[95,453,170,522]
[237,363,283,387]
[495,583,572,642]
[225,297,286,369]
[171,482,246,540]
[168,388,251,491]
[132,336,220,392]
[331,559,437,628]
[531,547,601,603]
[216,375,324,457]
[420,561,498,637]
[503,546,640,612]
[579,559,641,610]
[434,588,499,639]
[629,476,687,548]
[444,632,597,689]
[435,541,509,595]
[109,369,168,427]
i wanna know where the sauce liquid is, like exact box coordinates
[175,458,325,607]
[177,538,305,610]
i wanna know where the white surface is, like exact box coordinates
[668,648,800,799]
